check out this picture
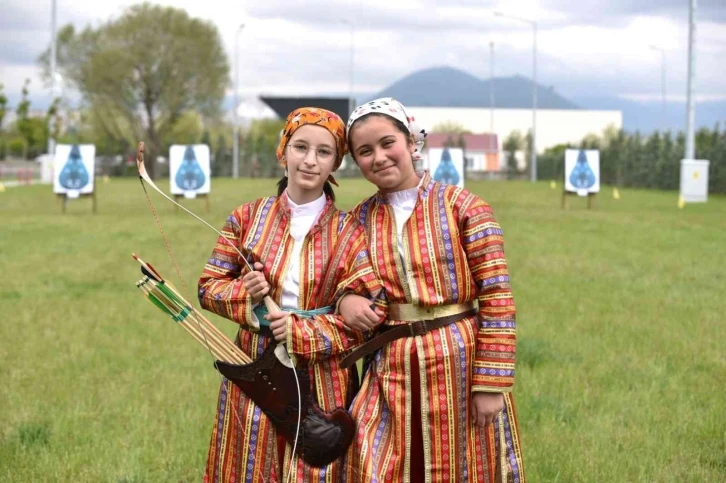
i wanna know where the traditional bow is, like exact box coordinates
[134,142,301,483]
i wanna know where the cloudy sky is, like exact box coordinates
[1,0,725,109]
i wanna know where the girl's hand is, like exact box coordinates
[242,262,270,304]
[471,392,504,428]
[339,294,384,331]
[265,309,291,342]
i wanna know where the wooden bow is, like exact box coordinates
[135,142,283,326]
[134,141,300,483]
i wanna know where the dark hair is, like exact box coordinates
[276,176,336,201]
[347,113,412,162]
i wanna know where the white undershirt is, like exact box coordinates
[385,175,424,260]
[280,192,327,310]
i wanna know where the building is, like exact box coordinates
[411,106,622,155]
[260,96,352,124]
[423,133,500,172]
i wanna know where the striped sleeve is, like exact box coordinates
[456,191,517,393]
[197,205,255,328]
[288,216,387,363]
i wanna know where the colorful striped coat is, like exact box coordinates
[343,172,525,483]
[198,192,385,483]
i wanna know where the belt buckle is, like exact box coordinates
[409,320,428,337]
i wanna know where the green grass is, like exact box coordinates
[1,177,725,482]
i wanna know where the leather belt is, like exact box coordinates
[340,301,478,369]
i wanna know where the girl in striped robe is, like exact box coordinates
[339,98,526,483]
[198,107,385,483]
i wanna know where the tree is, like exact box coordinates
[503,131,523,180]
[600,125,626,186]
[431,121,471,134]
[46,97,62,145]
[213,133,228,176]
[523,130,533,177]
[39,3,229,177]
[15,79,41,159]
[166,111,203,147]
[0,83,7,160]
[0,83,7,133]
[200,129,212,153]
[246,119,286,177]
[538,125,725,194]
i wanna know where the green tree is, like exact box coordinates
[246,119,286,177]
[0,83,7,160]
[642,132,662,188]
[539,125,725,194]
[600,125,626,186]
[200,129,212,152]
[213,133,228,176]
[579,133,601,150]
[15,79,33,158]
[46,97,62,145]
[523,130,533,177]
[0,83,7,133]
[696,124,725,194]
[442,133,467,150]
[8,137,26,157]
[11,80,51,159]
[537,143,569,182]
[39,3,229,177]
[166,111,203,148]
[431,121,471,134]
[658,131,679,190]
[503,131,523,180]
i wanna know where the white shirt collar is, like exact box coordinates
[286,192,327,218]
[385,173,424,206]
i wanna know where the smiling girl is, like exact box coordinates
[339,98,525,482]
[198,107,385,483]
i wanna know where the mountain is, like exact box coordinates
[571,95,726,134]
[369,66,579,110]
[214,66,724,135]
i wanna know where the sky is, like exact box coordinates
[1,0,725,111]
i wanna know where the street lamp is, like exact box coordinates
[684,0,697,160]
[48,0,57,157]
[494,11,538,182]
[489,41,495,132]
[232,23,245,179]
[649,44,667,131]
[340,19,356,117]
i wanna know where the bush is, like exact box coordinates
[536,125,726,193]
[8,137,26,158]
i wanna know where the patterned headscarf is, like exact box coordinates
[346,97,428,161]
[276,107,347,175]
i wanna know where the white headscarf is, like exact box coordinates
[346,97,428,161]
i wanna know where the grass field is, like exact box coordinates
[1,177,725,482]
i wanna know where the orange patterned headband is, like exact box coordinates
[276,108,347,175]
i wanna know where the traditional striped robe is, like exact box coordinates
[344,172,525,483]
[198,192,385,483]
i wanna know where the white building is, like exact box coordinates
[410,107,622,154]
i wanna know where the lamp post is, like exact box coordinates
[489,41,495,132]
[649,44,667,131]
[48,0,57,157]
[232,23,245,179]
[684,0,697,160]
[340,19,355,116]
[494,11,538,182]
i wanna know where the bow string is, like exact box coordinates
[134,141,301,483]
